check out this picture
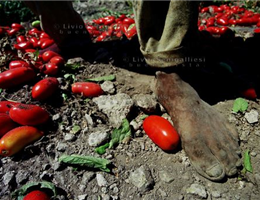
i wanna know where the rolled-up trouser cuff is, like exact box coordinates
[141,46,188,68]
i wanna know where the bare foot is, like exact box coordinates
[154,71,241,181]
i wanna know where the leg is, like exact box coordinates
[133,0,241,181]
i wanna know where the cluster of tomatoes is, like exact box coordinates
[86,14,137,41]
[198,4,260,34]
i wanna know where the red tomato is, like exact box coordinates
[206,17,215,27]
[143,115,180,151]
[14,41,32,50]
[93,18,105,25]
[216,17,229,26]
[32,77,59,101]
[123,18,135,25]
[9,60,30,69]
[23,190,50,200]
[0,28,5,35]
[0,67,36,89]
[0,101,20,113]
[71,82,103,97]
[254,28,260,33]
[43,63,59,75]
[16,35,26,43]
[39,32,50,39]
[9,104,49,126]
[229,19,237,25]
[7,29,19,36]
[11,23,24,30]
[241,88,257,99]
[201,7,209,13]
[96,33,107,42]
[119,14,126,19]
[25,49,36,53]
[42,51,60,62]
[0,113,17,137]
[49,56,64,66]
[29,37,39,48]
[40,39,54,49]
[104,16,116,25]
[125,25,137,39]
[28,28,42,36]
[198,25,206,31]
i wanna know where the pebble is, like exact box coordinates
[157,188,167,197]
[81,171,95,184]
[85,114,94,127]
[101,194,111,200]
[40,171,53,181]
[64,133,76,141]
[212,191,221,198]
[240,130,250,141]
[67,57,84,64]
[128,165,154,192]
[186,183,207,198]
[158,170,175,183]
[52,162,62,171]
[88,128,110,147]
[78,194,88,200]
[132,94,158,113]
[96,173,108,187]
[244,109,259,124]
[3,171,15,185]
[101,81,116,94]
[56,143,68,152]
[15,170,29,184]
[93,93,134,128]
[52,113,61,121]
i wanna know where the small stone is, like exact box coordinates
[96,173,108,187]
[52,114,61,121]
[186,183,207,198]
[211,191,221,198]
[40,171,53,181]
[67,57,84,65]
[101,187,108,193]
[88,128,110,147]
[255,131,260,137]
[64,133,76,141]
[159,170,175,183]
[85,114,94,127]
[240,130,250,141]
[52,162,62,171]
[157,188,167,197]
[16,170,29,184]
[3,171,15,185]
[56,143,68,151]
[81,172,95,184]
[128,165,154,192]
[78,194,88,200]
[251,151,257,157]
[244,110,259,124]
[101,81,115,94]
[132,94,158,113]
[101,194,111,200]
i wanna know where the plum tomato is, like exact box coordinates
[49,56,65,66]
[71,82,103,97]
[42,51,60,62]
[143,115,180,151]
[0,113,17,137]
[9,60,30,69]
[0,101,20,113]
[43,63,59,75]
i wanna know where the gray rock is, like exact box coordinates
[245,110,259,124]
[93,93,134,127]
[132,94,158,113]
[56,143,68,152]
[67,57,84,65]
[3,171,15,185]
[52,162,62,171]
[186,183,207,198]
[52,114,61,121]
[78,194,88,200]
[64,133,76,141]
[128,165,154,192]
[101,81,115,94]
[101,194,111,200]
[88,128,110,147]
[212,191,221,198]
[40,171,53,180]
[81,171,95,184]
[85,114,94,127]
[96,173,108,187]
[159,170,175,183]
[15,170,29,184]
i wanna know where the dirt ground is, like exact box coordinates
[1,1,260,200]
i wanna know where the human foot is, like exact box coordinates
[154,72,241,181]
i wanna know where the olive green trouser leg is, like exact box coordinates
[24,1,91,48]
[133,0,199,68]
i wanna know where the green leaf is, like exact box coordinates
[11,181,57,199]
[62,93,68,101]
[32,20,40,27]
[95,143,109,155]
[71,125,81,134]
[244,150,253,173]
[0,88,2,93]
[86,75,116,82]
[232,98,248,113]
[59,154,111,172]
[95,119,131,155]
[64,63,81,70]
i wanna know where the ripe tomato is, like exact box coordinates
[49,56,64,66]
[11,23,24,30]
[23,190,50,200]
[28,28,42,36]
[104,16,116,25]
[241,88,257,99]
[9,60,30,69]
[40,39,54,49]
[43,63,59,75]
[16,35,26,43]
[42,51,60,62]
[0,101,20,113]
[123,18,135,25]
[0,113,17,137]
[13,41,32,50]
[0,67,36,89]
[29,37,39,48]
[7,29,19,36]
[143,115,180,151]
[216,17,229,26]
[71,82,104,97]
[32,78,59,101]
[39,32,50,39]
[9,104,49,126]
